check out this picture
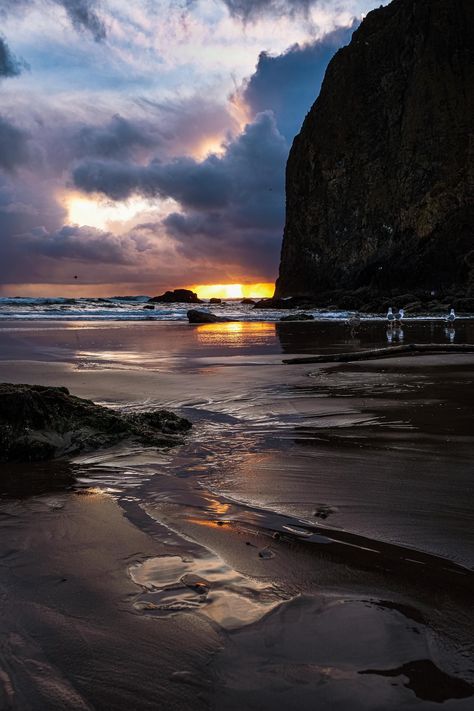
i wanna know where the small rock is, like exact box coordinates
[314,504,338,520]
[187,309,236,324]
[180,574,210,595]
[280,313,314,321]
[258,547,275,559]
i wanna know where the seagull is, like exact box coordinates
[394,307,405,324]
[347,312,361,336]
[446,308,456,324]
[445,327,455,343]
[387,307,396,326]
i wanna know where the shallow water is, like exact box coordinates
[0,320,473,709]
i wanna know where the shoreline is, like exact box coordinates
[1,320,473,709]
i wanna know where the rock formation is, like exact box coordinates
[275,0,474,300]
[0,383,191,462]
[149,289,202,303]
[187,309,235,324]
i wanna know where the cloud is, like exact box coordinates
[0,0,106,41]
[21,224,141,263]
[74,114,161,160]
[219,0,316,21]
[239,21,357,141]
[136,96,239,159]
[0,116,30,172]
[56,0,106,42]
[73,110,286,212]
[71,111,287,279]
[0,0,367,291]
[0,35,24,77]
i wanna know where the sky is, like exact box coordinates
[0,0,387,297]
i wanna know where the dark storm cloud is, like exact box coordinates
[0,35,24,77]
[73,111,286,213]
[72,111,287,278]
[0,0,106,41]
[0,116,30,172]
[75,114,160,160]
[21,224,136,263]
[57,0,106,42]
[240,21,357,141]
[220,0,316,20]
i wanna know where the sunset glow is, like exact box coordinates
[65,194,153,231]
[191,283,274,299]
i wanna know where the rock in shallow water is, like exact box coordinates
[0,383,191,462]
[187,309,235,323]
[280,313,314,322]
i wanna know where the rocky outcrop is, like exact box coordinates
[276,0,474,300]
[187,309,235,323]
[0,383,191,462]
[149,289,202,303]
[280,313,314,321]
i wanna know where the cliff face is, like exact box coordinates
[275,0,474,298]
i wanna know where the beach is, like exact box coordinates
[0,319,473,710]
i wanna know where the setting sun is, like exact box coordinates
[190,283,274,299]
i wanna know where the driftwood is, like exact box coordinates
[283,343,474,365]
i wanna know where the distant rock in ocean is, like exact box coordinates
[275,0,474,300]
[149,289,202,304]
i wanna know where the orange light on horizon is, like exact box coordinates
[190,283,274,299]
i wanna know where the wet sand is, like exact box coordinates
[0,320,473,709]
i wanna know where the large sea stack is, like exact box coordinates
[275,0,474,300]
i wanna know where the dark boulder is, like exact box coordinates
[0,383,191,462]
[143,304,155,310]
[209,298,222,304]
[149,289,202,304]
[187,309,235,324]
[241,298,256,305]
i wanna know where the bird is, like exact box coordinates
[394,307,405,324]
[446,308,456,325]
[386,307,396,326]
[347,312,361,336]
[445,327,455,344]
